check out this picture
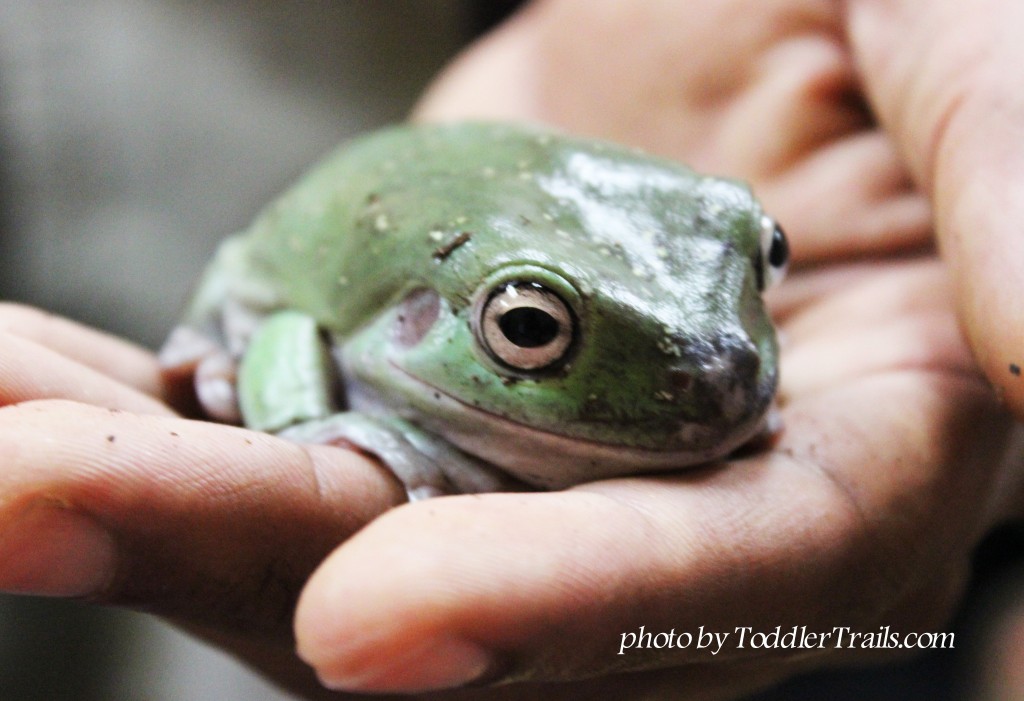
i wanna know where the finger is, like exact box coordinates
[0,303,163,397]
[0,400,404,641]
[412,2,541,124]
[775,258,978,398]
[845,0,1024,417]
[756,131,932,262]
[0,332,173,416]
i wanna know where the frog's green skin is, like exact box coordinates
[161,122,785,496]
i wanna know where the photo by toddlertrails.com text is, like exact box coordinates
[617,626,955,656]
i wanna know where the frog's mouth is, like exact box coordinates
[360,363,768,489]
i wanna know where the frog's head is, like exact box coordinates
[339,127,788,487]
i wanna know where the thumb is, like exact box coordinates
[846,1,1024,417]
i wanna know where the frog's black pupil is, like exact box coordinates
[499,308,559,348]
[769,224,789,268]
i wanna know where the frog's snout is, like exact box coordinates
[666,332,768,426]
[720,338,763,390]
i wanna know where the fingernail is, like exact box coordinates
[0,501,116,597]
[315,636,494,693]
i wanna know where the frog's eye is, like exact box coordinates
[477,282,575,371]
[757,215,789,290]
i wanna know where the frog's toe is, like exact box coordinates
[407,484,447,502]
[159,326,240,422]
[274,412,525,499]
[158,326,215,374]
[195,351,241,424]
[279,413,457,500]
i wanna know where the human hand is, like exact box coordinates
[8,1,1021,698]
[288,1,1024,698]
[2,276,1004,699]
[296,258,1017,700]
[0,304,405,698]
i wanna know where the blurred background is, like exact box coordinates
[0,1,1020,699]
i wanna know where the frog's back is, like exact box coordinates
[229,122,738,337]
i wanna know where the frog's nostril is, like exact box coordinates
[728,345,760,380]
[668,369,694,393]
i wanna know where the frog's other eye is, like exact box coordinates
[757,215,789,290]
[477,282,575,371]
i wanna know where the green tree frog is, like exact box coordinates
[160,123,788,500]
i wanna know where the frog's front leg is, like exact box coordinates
[278,413,520,500]
[160,236,276,423]
[162,297,271,424]
[237,310,519,500]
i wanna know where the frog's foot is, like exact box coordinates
[159,326,241,423]
[279,412,524,500]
